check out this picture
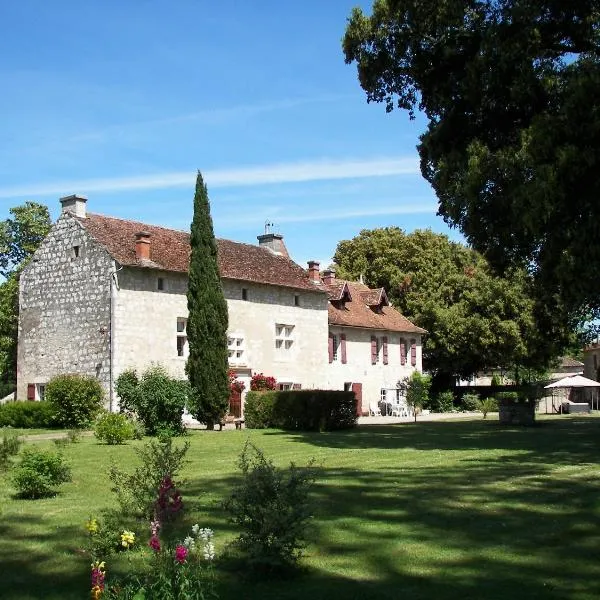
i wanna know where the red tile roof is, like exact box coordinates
[77,213,325,293]
[325,280,425,334]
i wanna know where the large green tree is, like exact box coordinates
[0,202,51,388]
[333,227,555,388]
[343,0,600,325]
[185,172,230,429]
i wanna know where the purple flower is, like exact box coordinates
[175,544,188,564]
[148,535,161,552]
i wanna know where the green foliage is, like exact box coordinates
[333,227,550,384]
[343,1,600,324]
[405,371,431,421]
[433,391,455,413]
[496,391,519,403]
[0,400,58,428]
[490,373,502,387]
[461,393,481,412]
[0,202,51,385]
[244,390,357,431]
[108,436,189,519]
[94,412,136,445]
[115,366,188,435]
[223,442,316,573]
[0,428,21,470]
[45,374,104,428]
[185,171,230,430]
[12,447,71,498]
[479,397,498,419]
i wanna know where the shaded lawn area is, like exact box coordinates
[1,415,599,599]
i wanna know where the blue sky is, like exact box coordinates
[0,1,460,268]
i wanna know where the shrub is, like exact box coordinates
[108,436,189,519]
[496,391,519,402]
[479,397,498,418]
[249,372,277,391]
[0,401,58,428]
[405,371,432,421]
[115,366,188,435]
[244,391,277,428]
[461,392,481,411]
[12,447,72,498]
[433,390,455,413]
[95,412,136,445]
[223,442,315,573]
[45,374,104,428]
[0,429,21,470]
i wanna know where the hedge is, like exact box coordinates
[0,401,59,429]
[245,390,357,431]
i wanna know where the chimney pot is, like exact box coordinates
[322,269,336,285]
[307,260,320,283]
[135,231,151,260]
[60,194,88,218]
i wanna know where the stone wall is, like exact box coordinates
[17,213,113,403]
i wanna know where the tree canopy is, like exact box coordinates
[185,172,230,429]
[0,202,51,387]
[343,0,600,323]
[333,227,560,387]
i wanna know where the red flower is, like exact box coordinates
[175,544,188,564]
[148,535,161,552]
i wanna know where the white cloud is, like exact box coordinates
[0,156,420,198]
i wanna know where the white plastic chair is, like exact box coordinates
[369,402,382,416]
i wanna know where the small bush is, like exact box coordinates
[108,436,189,519]
[249,372,277,391]
[223,442,315,573]
[12,447,72,498]
[46,374,104,428]
[0,429,22,470]
[244,391,277,428]
[95,412,136,445]
[0,401,58,428]
[461,392,481,411]
[115,366,188,435]
[496,391,519,402]
[433,391,455,413]
[479,397,498,418]
[405,372,432,420]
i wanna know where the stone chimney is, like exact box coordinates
[322,269,336,285]
[135,231,151,260]
[257,232,289,258]
[60,194,87,218]
[307,260,320,283]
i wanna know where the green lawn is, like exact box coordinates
[1,415,600,600]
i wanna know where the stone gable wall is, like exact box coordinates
[17,213,113,403]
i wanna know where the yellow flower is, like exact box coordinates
[91,585,102,599]
[120,530,135,548]
[86,519,99,534]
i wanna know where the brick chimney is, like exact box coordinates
[135,231,151,260]
[322,269,335,285]
[307,260,320,283]
[257,232,289,258]
[60,194,87,218]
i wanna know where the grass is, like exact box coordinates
[1,415,600,599]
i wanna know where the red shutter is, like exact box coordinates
[371,336,377,364]
[410,339,417,366]
[328,333,334,363]
[383,336,388,365]
[27,384,35,401]
[400,339,406,365]
[341,333,347,364]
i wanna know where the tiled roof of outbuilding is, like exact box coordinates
[326,280,426,334]
[76,213,325,293]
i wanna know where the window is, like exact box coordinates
[294,295,300,307]
[278,382,292,391]
[176,318,187,357]
[275,324,294,351]
[37,384,46,401]
[371,336,388,365]
[242,288,248,301]
[227,333,246,365]
[71,245,80,259]
[332,334,339,361]
[380,389,387,402]
[157,277,165,291]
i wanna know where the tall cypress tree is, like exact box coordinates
[186,171,230,429]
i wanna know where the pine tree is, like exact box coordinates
[185,171,230,429]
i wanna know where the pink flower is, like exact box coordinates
[174,544,188,564]
[148,535,161,552]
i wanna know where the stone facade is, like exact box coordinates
[17,213,113,403]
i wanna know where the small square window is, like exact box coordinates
[157,277,165,291]
[242,288,248,301]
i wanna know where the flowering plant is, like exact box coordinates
[250,372,277,391]
[228,370,246,394]
[85,516,137,559]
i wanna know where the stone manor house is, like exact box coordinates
[17,195,424,416]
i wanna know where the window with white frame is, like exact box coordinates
[380,388,387,402]
[332,334,340,361]
[37,384,46,401]
[176,318,188,357]
[275,324,294,351]
[227,332,246,365]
